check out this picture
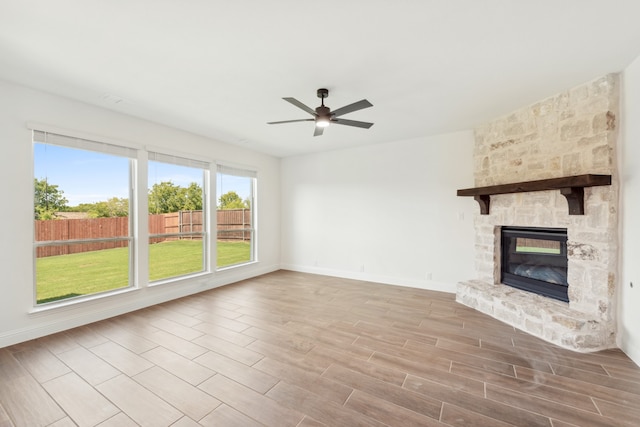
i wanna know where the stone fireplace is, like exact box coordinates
[457,74,619,352]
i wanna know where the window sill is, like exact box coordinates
[216,260,259,273]
[148,271,213,288]
[29,286,139,315]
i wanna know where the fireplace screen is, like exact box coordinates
[500,227,568,302]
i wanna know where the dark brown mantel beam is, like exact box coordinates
[457,174,612,215]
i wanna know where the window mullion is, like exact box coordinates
[135,151,149,289]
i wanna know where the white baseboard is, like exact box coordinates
[279,263,456,294]
[0,263,279,348]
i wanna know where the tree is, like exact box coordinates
[34,178,68,219]
[183,182,203,211]
[218,190,249,210]
[86,197,129,218]
[148,181,202,214]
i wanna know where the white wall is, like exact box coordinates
[619,56,640,366]
[280,131,476,293]
[0,80,280,347]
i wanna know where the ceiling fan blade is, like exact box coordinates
[331,99,373,117]
[332,118,374,129]
[267,119,314,125]
[283,97,317,116]
[313,126,324,137]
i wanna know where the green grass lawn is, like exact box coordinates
[516,246,561,254]
[36,240,251,304]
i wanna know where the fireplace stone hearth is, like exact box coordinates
[456,74,619,352]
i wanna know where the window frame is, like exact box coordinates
[147,150,212,284]
[215,163,258,270]
[32,129,138,306]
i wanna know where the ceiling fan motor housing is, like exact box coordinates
[315,105,331,116]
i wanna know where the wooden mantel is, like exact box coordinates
[457,174,612,215]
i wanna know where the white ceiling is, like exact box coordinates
[2,1,640,157]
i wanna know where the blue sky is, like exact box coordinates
[34,143,251,206]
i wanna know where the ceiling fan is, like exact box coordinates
[267,88,374,136]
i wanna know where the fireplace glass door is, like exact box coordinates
[500,227,568,302]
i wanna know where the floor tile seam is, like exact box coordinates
[549,363,640,393]
[403,342,514,373]
[451,360,518,384]
[152,324,206,342]
[346,387,444,425]
[520,350,640,371]
[341,388,356,408]
[279,382,400,427]
[192,335,264,365]
[96,373,188,425]
[434,341,565,373]
[13,352,73,386]
[34,374,78,426]
[437,400,445,424]
[139,345,216,378]
[87,340,154,378]
[440,401,537,427]
[324,363,445,410]
[513,406,631,427]
[482,372,599,412]
[192,346,265,371]
[370,350,461,376]
[590,396,605,417]
[241,325,314,351]
[0,392,54,427]
[523,353,610,374]
[484,381,609,420]
[515,364,640,406]
[52,345,122,387]
[41,371,127,426]
[91,328,162,355]
[365,343,452,370]
[194,316,256,335]
[400,370,486,401]
[599,366,640,382]
[593,395,640,420]
[202,373,300,425]
[399,371,409,389]
[131,366,223,423]
[0,402,12,424]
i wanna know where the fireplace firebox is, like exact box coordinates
[500,227,568,302]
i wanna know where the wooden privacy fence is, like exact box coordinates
[148,210,204,244]
[35,217,129,258]
[217,209,252,241]
[36,209,250,257]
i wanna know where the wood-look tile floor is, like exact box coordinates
[1,270,639,427]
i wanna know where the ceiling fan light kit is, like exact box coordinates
[316,117,331,128]
[267,88,374,136]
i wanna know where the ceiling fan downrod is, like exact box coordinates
[315,88,331,127]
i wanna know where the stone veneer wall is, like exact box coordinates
[457,74,619,351]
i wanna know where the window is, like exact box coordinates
[148,152,209,282]
[33,128,255,308]
[216,165,256,268]
[33,131,136,305]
